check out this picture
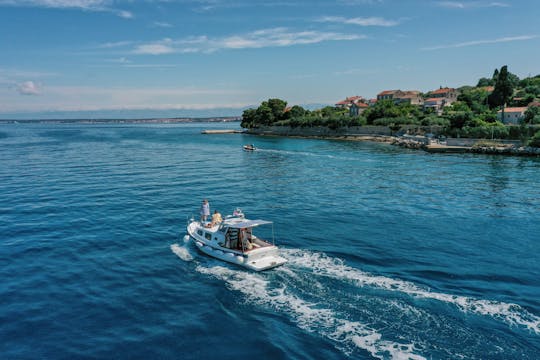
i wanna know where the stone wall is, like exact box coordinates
[247,125,392,137]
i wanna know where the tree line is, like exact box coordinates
[241,65,540,146]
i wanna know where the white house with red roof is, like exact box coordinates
[497,107,527,124]
[335,96,368,116]
[376,90,423,105]
[423,87,459,114]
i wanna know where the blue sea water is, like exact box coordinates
[1,122,539,359]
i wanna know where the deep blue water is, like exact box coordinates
[1,122,539,359]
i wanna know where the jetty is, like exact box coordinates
[424,144,471,153]
[201,129,244,134]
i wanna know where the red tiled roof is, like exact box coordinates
[378,90,399,96]
[425,97,443,102]
[431,87,454,95]
[498,107,527,113]
[528,101,540,107]
[353,102,369,108]
[336,95,364,105]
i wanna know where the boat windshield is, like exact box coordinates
[221,219,275,251]
[225,219,272,229]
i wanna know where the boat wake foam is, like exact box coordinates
[282,248,540,335]
[170,243,195,262]
[196,264,426,360]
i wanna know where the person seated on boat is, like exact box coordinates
[239,228,253,250]
[225,228,238,249]
[206,210,222,227]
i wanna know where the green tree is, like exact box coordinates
[523,106,540,124]
[255,102,274,125]
[488,65,515,123]
[267,98,288,121]
[286,105,307,119]
[241,108,257,128]
[528,130,540,147]
[477,77,494,87]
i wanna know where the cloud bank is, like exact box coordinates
[132,28,364,55]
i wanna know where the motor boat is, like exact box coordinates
[243,144,256,151]
[185,208,287,271]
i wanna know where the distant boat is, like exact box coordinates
[243,144,256,151]
[185,208,287,271]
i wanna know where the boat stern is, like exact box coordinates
[243,255,287,271]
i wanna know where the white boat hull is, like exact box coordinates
[186,219,287,271]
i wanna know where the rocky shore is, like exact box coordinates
[247,126,540,157]
[390,137,540,156]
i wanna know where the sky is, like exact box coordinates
[0,0,539,119]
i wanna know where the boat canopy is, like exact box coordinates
[225,219,272,229]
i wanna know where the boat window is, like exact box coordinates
[197,230,203,236]
[205,232,212,240]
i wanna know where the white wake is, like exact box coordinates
[196,265,426,360]
[283,248,540,335]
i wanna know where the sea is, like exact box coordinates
[1,122,539,359]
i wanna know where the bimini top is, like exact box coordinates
[223,219,272,229]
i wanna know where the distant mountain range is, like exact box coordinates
[0,103,330,122]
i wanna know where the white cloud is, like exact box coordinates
[153,21,173,28]
[318,16,400,27]
[422,34,538,50]
[436,1,510,9]
[0,0,133,18]
[134,43,176,55]
[99,41,133,48]
[17,81,41,95]
[132,28,364,55]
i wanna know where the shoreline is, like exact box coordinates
[247,129,540,157]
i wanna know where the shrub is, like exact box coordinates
[529,131,540,147]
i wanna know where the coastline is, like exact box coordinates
[246,126,540,157]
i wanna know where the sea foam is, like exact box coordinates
[170,243,194,262]
[282,248,540,335]
[196,264,426,359]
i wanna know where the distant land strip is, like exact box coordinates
[0,117,241,124]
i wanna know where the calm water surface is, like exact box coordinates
[1,123,539,359]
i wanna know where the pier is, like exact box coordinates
[201,129,244,134]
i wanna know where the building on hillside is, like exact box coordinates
[429,87,458,101]
[335,96,368,116]
[377,90,401,101]
[480,86,495,93]
[335,96,364,109]
[423,87,459,114]
[350,102,369,116]
[497,107,527,124]
[377,90,423,105]
[397,91,423,105]
[424,98,446,114]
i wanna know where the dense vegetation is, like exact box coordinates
[241,66,540,146]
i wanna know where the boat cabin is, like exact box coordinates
[208,219,275,253]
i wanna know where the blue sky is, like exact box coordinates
[0,0,539,119]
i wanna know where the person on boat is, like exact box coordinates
[239,228,253,250]
[200,199,210,223]
[207,210,222,227]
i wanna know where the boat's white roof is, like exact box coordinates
[223,219,272,228]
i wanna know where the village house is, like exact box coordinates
[423,87,459,114]
[349,102,369,116]
[376,90,423,105]
[335,96,368,116]
[497,107,527,124]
